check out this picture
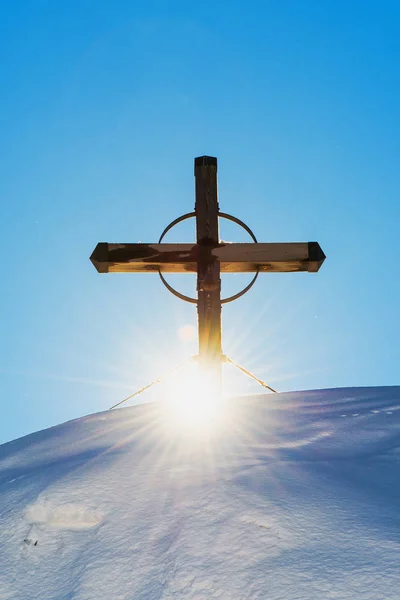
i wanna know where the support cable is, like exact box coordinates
[110,354,277,410]
[224,356,278,393]
[109,356,196,409]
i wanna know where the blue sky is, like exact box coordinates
[1,0,399,443]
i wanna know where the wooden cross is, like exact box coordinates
[90,156,325,387]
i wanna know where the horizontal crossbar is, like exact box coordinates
[90,242,325,273]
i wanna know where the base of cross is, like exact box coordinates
[109,354,276,410]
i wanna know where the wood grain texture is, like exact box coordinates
[90,242,325,273]
[194,156,222,365]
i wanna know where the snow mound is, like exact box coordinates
[0,386,399,600]
[25,502,104,530]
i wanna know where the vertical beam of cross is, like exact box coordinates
[194,156,223,381]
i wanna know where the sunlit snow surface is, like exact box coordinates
[1,387,400,600]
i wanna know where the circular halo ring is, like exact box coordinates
[157,212,260,304]
[158,212,196,245]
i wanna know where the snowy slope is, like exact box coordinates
[1,387,400,600]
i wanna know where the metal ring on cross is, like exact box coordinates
[157,212,260,304]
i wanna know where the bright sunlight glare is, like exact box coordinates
[164,362,224,434]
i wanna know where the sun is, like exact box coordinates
[163,361,224,434]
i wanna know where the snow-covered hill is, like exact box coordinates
[1,387,399,600]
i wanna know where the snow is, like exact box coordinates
[1,386,400,599]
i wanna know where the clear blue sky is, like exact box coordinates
[1,0,399,443]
